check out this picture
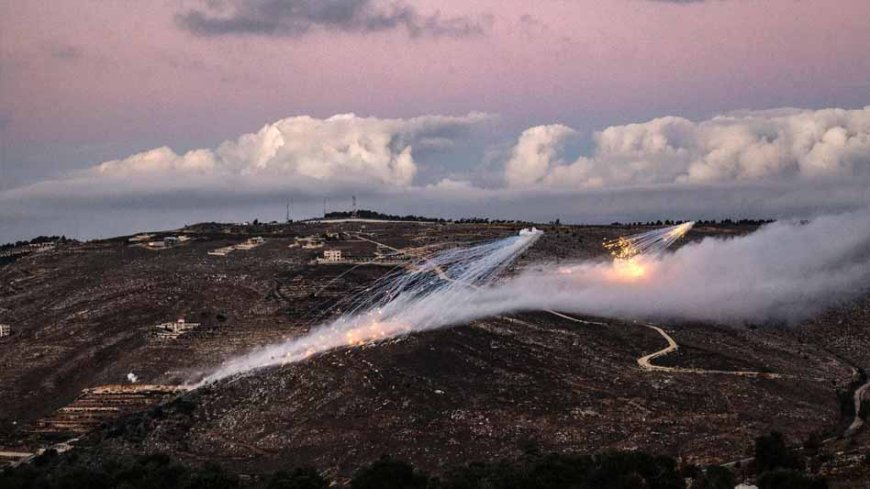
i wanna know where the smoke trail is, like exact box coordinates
[197,228,543,384]
[197,209,870,385]
[464,209,870,325]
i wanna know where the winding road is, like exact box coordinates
[634,322,793,379]
[355,233,864,436]
[846,379,870,437]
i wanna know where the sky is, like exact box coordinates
[1,0,869,241]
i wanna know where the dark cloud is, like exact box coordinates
[176,0,487,38]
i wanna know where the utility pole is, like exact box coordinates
[352,195,357,218]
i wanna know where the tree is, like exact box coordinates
[267,468,328,489]
[690,465,735,489]
[754,432,800,472]
[757,469,827,489]
[351,456,430,489]
[180,462,239,489]
[802,432,822,457]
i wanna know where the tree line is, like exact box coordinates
[1,430,841,489]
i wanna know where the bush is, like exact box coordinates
[690,465,735,489]
[754,432,801,472]
[586,451,683,489]
[351,456,431,489]
[180,461,239,489]
[440,450,683,489]
[757,469,827,489]
[266,467,328,489]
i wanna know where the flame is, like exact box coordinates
[609,257,649,282]
[603,222,694,260]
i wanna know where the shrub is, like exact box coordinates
[266,467,329,489]
[691,465,735,489]
[757,469,827,489]
[351,456,431,489]
[754,432,801,472]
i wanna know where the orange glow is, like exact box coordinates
[609,258,648,282]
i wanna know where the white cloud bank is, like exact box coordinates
[504,106,870,188]
[2,106,870,242]
[95,112,490,187]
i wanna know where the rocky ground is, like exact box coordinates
[1,220,868,486]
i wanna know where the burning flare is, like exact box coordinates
[604,222,694,260]
[602,222,694,282]
[196,228,543,385]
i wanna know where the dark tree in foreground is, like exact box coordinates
[266,467,328,489]
[757,469,828,489]
[688,465,736,489]
[440,450,684,489]
[754,431,801,472]
[180,461,239,489]
[351,456,431,489]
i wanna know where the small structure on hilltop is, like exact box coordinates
[128,234,153,243]
[154,318,201,339]
[290,236,324,249]
[208,237,265,256]
[141,235,190,250]
[0,324,10,337]
[236,236,265,250]
[323,249,342,262]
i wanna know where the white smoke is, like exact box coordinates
[197,209,870,385]
[465,208,870,325]
[197,228,543,384]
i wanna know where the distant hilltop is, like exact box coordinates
[320,209,442,222]
[318,209,504,224]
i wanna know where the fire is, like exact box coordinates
[603,222,694,260]
[609,257,648,282]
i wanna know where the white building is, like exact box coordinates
[323,249,343,262]
[154,319,201,339]
[236,236,265,250]
[0,324,10,337]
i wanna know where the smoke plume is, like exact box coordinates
[471,209,870,325]
[197,209,870,385]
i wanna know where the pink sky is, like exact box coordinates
[1,0,869,186]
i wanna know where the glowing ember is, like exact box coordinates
[604,222,694,260]
[601,222,693,282]
[610,258,648,281]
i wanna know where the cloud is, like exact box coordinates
[176,0,488,38]
[0,112,490,217]
[504,106,870,189]
[3,106,870,243]
[504,124,576,187]
[90,112,488,187]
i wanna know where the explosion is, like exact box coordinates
[603,222,694,282]
[604,222,694,260]
[610,257,649,282]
